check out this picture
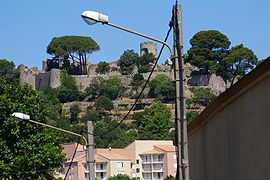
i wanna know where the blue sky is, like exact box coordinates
[0,0,269,68]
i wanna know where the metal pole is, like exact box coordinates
[87,121,95,180]
[105,22,173,56]
[28,119,87,145]
[172,4,189,180]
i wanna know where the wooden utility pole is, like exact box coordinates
[87,121,95,180]
[172,4,190,180]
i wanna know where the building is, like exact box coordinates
[188,58,270,180]
[59,140,177,180]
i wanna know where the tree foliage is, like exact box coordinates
[94,118,137,148]
[0,59,19,83]
[70,104,80,124]
[108,174,136,180]
[191,87,216,106]
[218,44,257,85]
[137,52,155,73]
[118,50,139,75]
[85,76,122,101]
[148,74,175,101]
[47,36,100,75]
[186,30,231,73]
[0,78,64,179]
[133,102,172,140]
[96,61,110,74]
[57,70,80,103]
[95,96,114,111]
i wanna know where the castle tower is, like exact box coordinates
[50,68,61,89]
[19,64,39,90]
[140,41,157,58]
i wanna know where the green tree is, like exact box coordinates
[108,174,136,180]
[186,30,231,73]
[84,77,104,101]
[96,61,110,74]
[148,74,175,101]
[70,104,80,124]
[191,87,216,106]
[131,73,144,87]
[57,70,80,103]
[137,52,155,73]
[94,118,137,148]
[133,102,172,140]
[218,44,257,86]
[118,50,139,75]
[164,175,175,180]
[0,78,64,179]
[0,59,19,83]
[186,111,199,123]
[47,36,100,75]
[81,106,101,123]
[100,76,122,100]
[95,96,114,111]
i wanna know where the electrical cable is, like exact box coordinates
[64,142,79,180]
[95,23,173,138]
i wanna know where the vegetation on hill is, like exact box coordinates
[186,30,257,87]
[47,35,100,75]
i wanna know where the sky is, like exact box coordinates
[0,0,270,69]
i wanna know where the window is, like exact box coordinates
[136,159,140,164]
[116,162,124,168]
[157,155,162,161]
[136,168,140,173]
[100,172,104,179]
[157,172,163,179]
[100,163,104,170]
[68,173,75,180]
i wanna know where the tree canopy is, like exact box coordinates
[133,102,172,140]
[0,59,19,83]
[118,50,139,75]
[186,30,231,73]
[148,74,175,101]
[0,78,64,179]
[96,61,110,74]
[218,44,257,85]
[47,36,100,75]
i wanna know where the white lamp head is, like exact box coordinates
[81,10,109,25]
[12,112,30,121]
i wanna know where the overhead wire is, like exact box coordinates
[64,142,79,180]
[94,22,174,138]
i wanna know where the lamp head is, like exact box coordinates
[12,112,30,121]
[81,10,109,25]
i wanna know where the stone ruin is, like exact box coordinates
[19,41,226,95]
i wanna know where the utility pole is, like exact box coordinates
[172,3,190,180]
[87,121,95,180]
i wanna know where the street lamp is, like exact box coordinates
[11,112,90,179]
[81,10,173,56]
[81,8,189,180]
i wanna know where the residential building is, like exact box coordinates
[59,140,177,180]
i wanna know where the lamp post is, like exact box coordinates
[11,112,91,179]
[81,11,173,56]
[81,8,189,180]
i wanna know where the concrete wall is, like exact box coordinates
[188,65,270,180]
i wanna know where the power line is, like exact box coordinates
[94,23,173,138]
[64,142,79,180]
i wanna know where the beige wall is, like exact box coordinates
[126,140,173,179]
[189,69,270,180]
[109,160,132,177]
